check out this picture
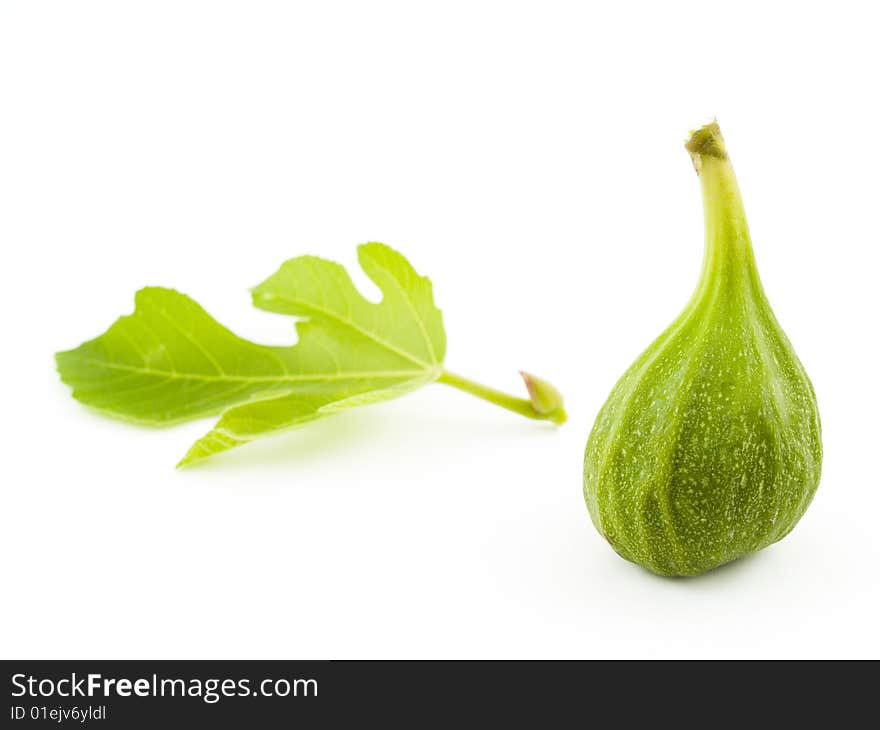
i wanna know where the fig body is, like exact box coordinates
[583,122,822,577]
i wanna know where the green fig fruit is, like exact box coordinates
[583,121,822,577]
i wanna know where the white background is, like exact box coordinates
[1,1,878,659]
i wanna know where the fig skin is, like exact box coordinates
[583,122,822,577]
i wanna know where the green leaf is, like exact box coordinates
[57,243,445,466]
[57,242,566,468]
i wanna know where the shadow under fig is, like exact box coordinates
[630,549,770,587]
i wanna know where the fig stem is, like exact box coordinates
[438,369,567,424]
[685,120,759,295]
[685,119,728,172]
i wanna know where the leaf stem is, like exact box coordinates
[437,369,566,424]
